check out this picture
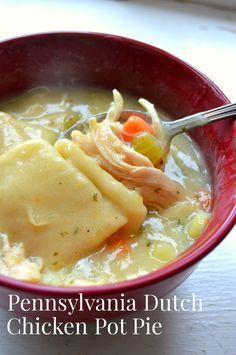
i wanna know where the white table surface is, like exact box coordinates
[0,1,235,354]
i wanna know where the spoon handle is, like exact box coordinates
[164,102,236,138]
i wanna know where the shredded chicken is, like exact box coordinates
[106,89,124,122]
[138,98,165,141]
[0,234,43,282]
[138,98,169,159]
[71,90,185,211]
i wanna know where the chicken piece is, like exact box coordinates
[72,118,185,211]
[106,89,124,122]
[138,98,165,142]
[138,98,169,160]
[0,234,43,282]
[71,89,185,210]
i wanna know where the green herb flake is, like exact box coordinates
[60,231,69,237]
[52,261,58,266]
[93,193,98,201]
[146,240,151,247]
[176,218,181,225]
[53,252,58,257]
[74,227,79,236]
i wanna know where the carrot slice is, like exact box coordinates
[106,231,131,258]
[122,115,154,142]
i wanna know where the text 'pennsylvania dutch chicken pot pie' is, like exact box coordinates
[0,87,211,286]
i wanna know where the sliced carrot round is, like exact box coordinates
[121,115,154,142]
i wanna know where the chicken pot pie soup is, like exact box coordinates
[0,87,211,286]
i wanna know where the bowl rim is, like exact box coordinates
[0,31,235,296]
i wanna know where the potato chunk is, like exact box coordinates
[187,211,209,239]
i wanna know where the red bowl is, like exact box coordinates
[0,32,235,322]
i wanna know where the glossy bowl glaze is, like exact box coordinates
[0,33,235,322]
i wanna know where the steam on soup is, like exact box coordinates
[0,87,211,286]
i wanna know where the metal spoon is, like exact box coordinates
[62,102,236,141]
